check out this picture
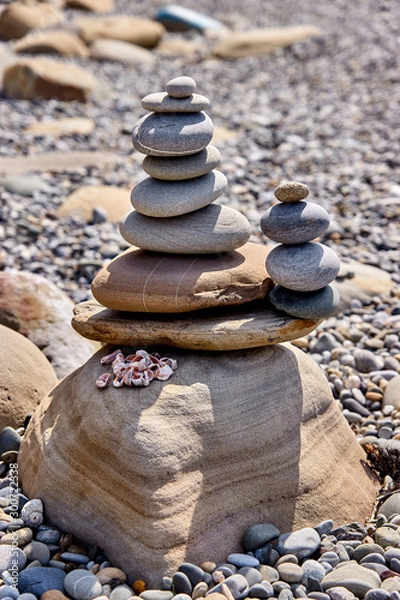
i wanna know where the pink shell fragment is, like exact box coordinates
[97,348,177,389]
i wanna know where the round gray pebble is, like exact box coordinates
[242,523,281,552]
[261,201,330,244]
[64,569,103,600]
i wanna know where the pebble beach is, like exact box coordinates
[0,0,400,597]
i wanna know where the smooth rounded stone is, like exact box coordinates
[142,146,221,181]
[36,526,61,544]
[390,557,400,573]
[0,427,21,455]
[360,553,386,565]
[266,242,340,292]
[0,174,45,196]
[383,376,400,409]
[132,112,214,157]
[207,574,249,599]
[354,350,385,373]
[18,567,65,595]
[364,590,391,600]
[109,588,132,600]
[166,76,196,98]
[308,594,330,600]
[141,92,209,113]
[277,563,303,583]
[375,527,400,548]
[258,566,279,583]
[278,589,294,600]
[193,581,209,598]
[38,591,69,600]
[172,595,191,600]
[91,242,271,313]
[64,570,103,600]
[140,592,174,600]
[173,572,192,595]
[178,563,204,586]
[155,6,224,32]
[120,204,251,254]
[384,548,400,562]
[277,528,321,560]
[96,567,127,585]
[227,554,260,568]
[261,202,330,244]
[130,170,228,218]
[269,284,339,320]
[326,588,357,600]
[301,560,326,585]
[61,551,90,564]
[321,563,381,596]
[23,540,51,565]
[238,567,262,586]
[0,545,26,571]
[0,586,18,600]
[315,521,334,537]
[353,545,385,563]
[274,182,310,203]
[378,493,400,520]
[242,524,280,552]
[248,582,274,598]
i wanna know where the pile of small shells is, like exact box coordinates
[96,348,178,389]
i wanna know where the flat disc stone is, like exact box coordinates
[166,76,196,97]
[142,146,221,180]
[130,170,228,217]
[269,284,340,319]
[119,204,252,254]
[275,182,310,203]
[132,111,214,156]
[266,242,340,292]
[260,201,330,244]
[141,92,209,112]
[72,300,322,351]
[91,242,273,313]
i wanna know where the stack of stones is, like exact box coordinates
[261,181,341,320]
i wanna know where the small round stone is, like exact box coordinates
[266,242,340,292]
[248,582,274,598]
[141,92,209,113]
[64,569,102,600]
[226,554,260,568]
[173,572,192,595]
[142,146,221,181]
[178,563,204,586]
[207,574,249,600]
[274,182,310,203]
[277,563,304,584]
[166,76,196,98]
[260,201,330,244]
[242,523,280,552]
[23,540,51,565]
[277,527,321,560]
[269,284,340,320]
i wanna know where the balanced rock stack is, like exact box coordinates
[261,181,341,320]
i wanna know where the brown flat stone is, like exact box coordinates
[91,242,273,313]
[72,300,322,351]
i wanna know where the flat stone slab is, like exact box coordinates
[72,300,322,351]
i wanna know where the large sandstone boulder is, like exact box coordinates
[0,325,57,429]
[12,30,89,57]
[3,57,98,101]
[0,271,98,379]
[76,15,164,47]
[19,343,377,586]
[0,2,63,41]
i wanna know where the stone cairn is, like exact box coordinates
[73,75,339,353]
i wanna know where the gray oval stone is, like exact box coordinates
[248,582,274,598]
[166,76,196,98]
[0,545,26,572]
[141,92,209,113]
[321,563,381,596]
[120,204,252,254]
[275,182,310,203]
[277,527,321,560]
[277,563,304,583]
[261,201,330,244]
[353,544,384,563]
[130,170,228,217]
[142,146,221,181]
[23,540,50,565]
[178,563,204,586]
[242,523,281,552]
[18,567,65,595]
[301,560,326,585]
[172,572,192,595]
[132,111,214,156]
[238,566,262,586]
[64,569,102,600]
[0,585,18,599]
[269,284,340,320]
[140,591,174,600]
[207,574,249,599]
[266,242,340,291]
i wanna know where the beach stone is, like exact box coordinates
[3,58,98,102]
[91,242,272,313]
[277,563,304,583]
[130,170,227,218]
[19,594,38,600]
[261,202,330,244]
[242,523,280,552]
[0,325,57,429]
[96,567,127,585]
[378,493,400,520]
[41,592,71,600]
[155,5,224,32]
[178,563,204,586]
[12,30,89,57]
[0,174,46,196]
[266,242,340,291]
[166,76,196,97]
[36,526,61,545]
[352,545,384,563]
[173,572,192,595]
[0,270,98,379]
[269,284,340,320]
[61,552,90,564]
[72,298,322,350]
[141,92,209,113]
[119,204,251,254]
[382,376,400,409]
[326,588,356,600]
[58,185,131,223]
[238,567,262,586]
[321,563,381,596]
[212,26,321,59]
[140,592,173,600]
[19,343,377,587]
[25,117,95,136]
[207,574,249,599]
[227,554,259,568]
[353,350,385,373]
[76,15,164,47]
[274,182,310,203]
[0,3,63,41]
[89,39,155,65]
[375,527,400,548]
[277,528,321,560]
[142,146,221,181]
[0,426,21,454]
[23,540,51,565]
[18,567,65,595]
[109,587,133,600]
[0,545,26,571]
[249,582,274,598]
[364,591,391,600]
[65,0,114,11]
[64,570,102,600]
[0,586,19,600]
[301,560,326,585]
[155,37,201,58]
[0,527,32,546]
[132,111,214,157]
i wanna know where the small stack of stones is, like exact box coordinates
[120,75,251,255]
[261,181,341,320]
